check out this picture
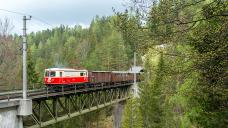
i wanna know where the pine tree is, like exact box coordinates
[27,50,39,88]
[122,98,143,128]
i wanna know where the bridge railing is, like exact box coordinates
[0,88,45,100]
[0,81,133,100]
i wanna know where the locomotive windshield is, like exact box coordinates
[50,71,56,77]
[45,71,56,77]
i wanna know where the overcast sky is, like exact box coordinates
[0,0,126,35]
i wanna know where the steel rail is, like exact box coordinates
[0,82,133,101]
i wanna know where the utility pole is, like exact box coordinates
[16,15,33,128]
[0,15,33,128]
[22,15,31,99]
[133,52,136,88]
[130,52,137,128]
[132,52,138,97]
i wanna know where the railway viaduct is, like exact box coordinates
[0,15,141,128]
[0,80,139,128]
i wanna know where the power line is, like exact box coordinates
[0,8,53,27]
[32,16,54,27]
[0,8,27,16]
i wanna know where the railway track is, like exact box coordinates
[0,82,132,101]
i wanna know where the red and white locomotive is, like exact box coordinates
[44,68,136,86]
[44,68,89,86]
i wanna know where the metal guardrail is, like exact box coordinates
[0,88,45,96]
[0,88,46,101]
[0,82,134,101]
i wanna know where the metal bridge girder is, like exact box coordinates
[23,83,131,128]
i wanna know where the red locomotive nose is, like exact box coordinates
[47,78,52,83]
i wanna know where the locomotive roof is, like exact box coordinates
[45,68,87,71]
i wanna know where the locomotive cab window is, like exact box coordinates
[45,71,49,77]
[80,72,84,76]
[50,71,56,77]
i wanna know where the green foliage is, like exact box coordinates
[16,16,134,88]
[122,98,143,128]
[140,51,166,128]
[187,1,228,127]
[115,11,142,58]
[1,0,227,127]
[120,0,227,128]
[85,31,129,70]
[27,50,39,88]
[1,16,135,127]
[21,16,134,127]
[46,107,113,128]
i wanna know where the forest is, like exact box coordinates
[120,0,227,128]
[0,16,133,90]
[0,0,227,128]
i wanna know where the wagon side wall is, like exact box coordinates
[89,71,111,83]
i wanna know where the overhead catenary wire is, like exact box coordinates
[0,8,54,28]
[0,8,55,55]
[0,8,28,16]
[32,16,54,27]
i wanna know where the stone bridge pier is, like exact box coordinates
[113,101,125,128]
[0,99,32,128]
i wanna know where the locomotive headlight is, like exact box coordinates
[47,78,51,82]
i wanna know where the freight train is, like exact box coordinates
[44,68,137,86]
